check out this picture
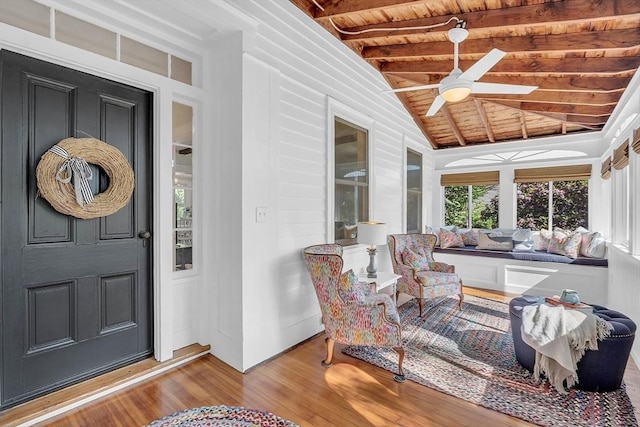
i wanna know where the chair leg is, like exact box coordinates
[393,346,406,382]
[458,280,464,310]
[322,337,335,367]
[418,287,424,317]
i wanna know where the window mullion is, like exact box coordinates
[548,181,553,230]
[467,185,472,228]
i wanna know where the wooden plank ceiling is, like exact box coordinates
[290,0,640,149]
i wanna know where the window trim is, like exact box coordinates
[612,164,630,248]
[326,98,374,245]
[406,147,423,234]
[172,99,198,276]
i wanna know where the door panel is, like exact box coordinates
[0,51,153,409]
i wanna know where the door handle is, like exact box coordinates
[138,230,151,239]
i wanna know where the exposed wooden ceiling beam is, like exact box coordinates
[387,74,632,92]
[477,90,621,105]
[335,0,640,42]
[494,100,615,116]
[313,0,427,20]
[522,103,614,116]
[363,28,640,60]
[534,112,608,125]
[290,0,316,16]
[476,76,630,92]
[483,100,604,130]
[379,56,640,74]
[565,115,608,125]
[473,99,495,143]
[440,106,467,146]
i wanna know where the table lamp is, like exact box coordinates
[357,221,388,278]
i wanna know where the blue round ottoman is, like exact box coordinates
[509,295,636,392]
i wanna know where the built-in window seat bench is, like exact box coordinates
[433,246,609,305]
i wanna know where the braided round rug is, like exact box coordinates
[343,295,638,427]
[145,405,299,427]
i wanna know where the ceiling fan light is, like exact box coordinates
[441,86,471,102]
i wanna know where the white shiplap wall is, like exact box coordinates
[275,74,328,347]
[223,1,433,369]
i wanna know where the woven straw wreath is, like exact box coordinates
[36,137,134,219]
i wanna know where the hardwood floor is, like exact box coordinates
[3,289,639,426]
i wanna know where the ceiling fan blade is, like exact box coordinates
[385,84,440,93]
[459,49,506,82]
[471,82,537,94]
[425,95,446,117]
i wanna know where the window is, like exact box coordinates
[442,172,499,229]
[516,181,589,230]
[334,118,368,245]
[444,185,499,229]
[612,139,630,246]
[514,165,591,230]
[173,102,193,271]
[406,149,422,234]
[622,167,630,246]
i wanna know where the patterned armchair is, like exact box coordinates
[387,234,464,317]
[302,244,405,382]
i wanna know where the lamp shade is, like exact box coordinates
[357,222,387,246]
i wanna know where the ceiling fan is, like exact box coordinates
[389,23,537,117]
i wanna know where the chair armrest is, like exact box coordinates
[393,263,421,295]
[429,261,455,273]
[394,263,418,281]
[358,280,376,297]
[337,297,402,346]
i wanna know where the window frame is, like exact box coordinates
[406,148,423,234]
[443,184,500,229]
[440,171,500,229]
[612,160,630,248]
[327,98,374,245]
[172,99,198,275]
[515,179,590,231]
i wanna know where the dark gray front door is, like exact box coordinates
[0,51,153,409]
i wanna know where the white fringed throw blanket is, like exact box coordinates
[521,303,613,394]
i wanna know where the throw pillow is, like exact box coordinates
[533,229,552,251]
[461,229,479,246]
[401,247,430,270]
[439,228,465,249]
[579,231,607,258]
[338,269,367,302]
[512,228,534,252]
[425,225,456,247]
[490,228,517,237]
[477,231,513,251]
[547,229,582,259]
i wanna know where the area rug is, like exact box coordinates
[145,405,299,427]
[343,295,638,427]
